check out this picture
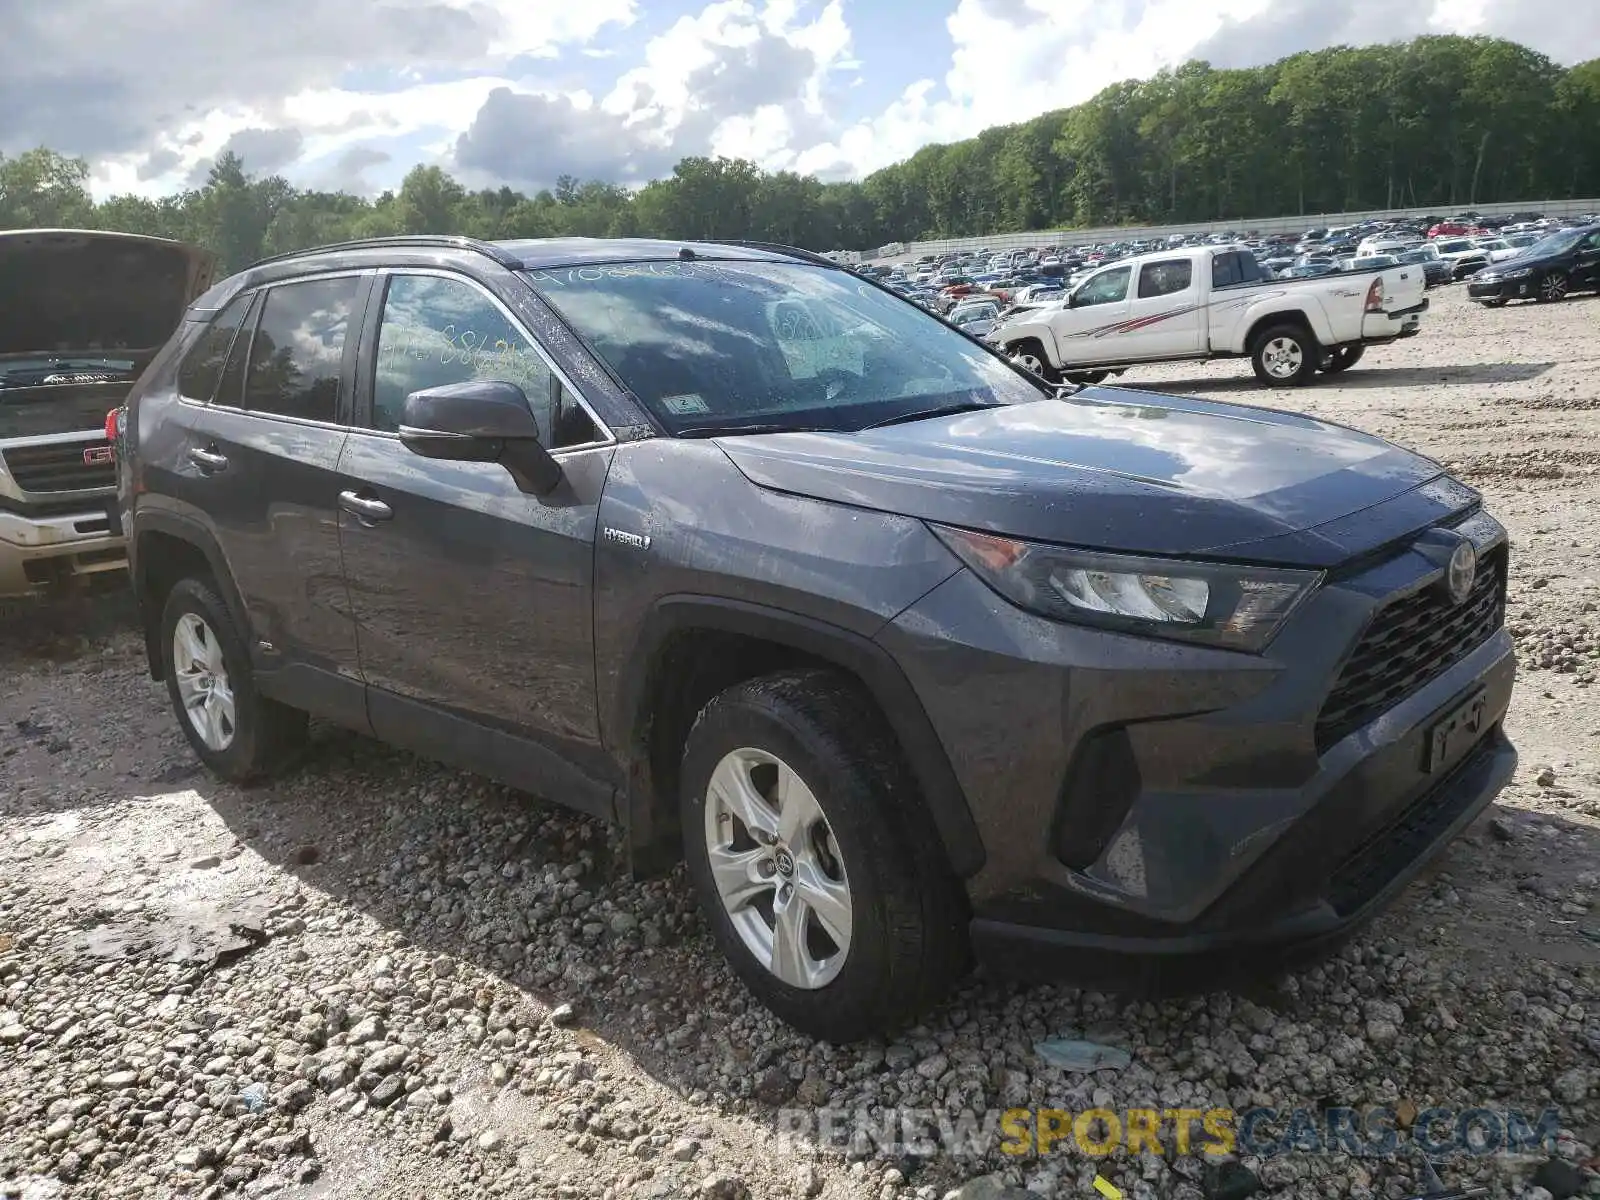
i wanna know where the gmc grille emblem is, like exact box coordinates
[83,446,114,467]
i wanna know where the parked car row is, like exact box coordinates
[865,210,1600,319]
[4,228,1520,1044]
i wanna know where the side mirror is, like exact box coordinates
[400,380,563,496]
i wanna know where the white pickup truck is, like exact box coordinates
[988,245,1428,388]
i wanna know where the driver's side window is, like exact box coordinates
[372,274,598,448]
[1076,266,1131,307]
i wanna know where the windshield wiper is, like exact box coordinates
[859,400,1000,430]
[677,422,841,439]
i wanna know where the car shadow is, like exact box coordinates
[1142,361,1558,394]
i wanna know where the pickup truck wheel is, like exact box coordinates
[159,578,307,783]
[1537,272,1570,303]
[1319,345,1365,374]
[1008,346,1062,385]
[1250,325,1318,387]
[680,669,968,1041]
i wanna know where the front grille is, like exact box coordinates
[0,439,114,494]
[1326,737,1494,916]
[1315,543,1506,753]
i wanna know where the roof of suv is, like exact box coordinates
[253,234,809,272]
[186,235,835,315]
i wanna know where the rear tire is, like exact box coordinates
[1319,345,1365,374]
[1250,324,1319,387]
[160,578,307,783]
[679,669,968,1042]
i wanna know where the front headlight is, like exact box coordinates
[1500,267,1533,279]
[931,525,1322,651]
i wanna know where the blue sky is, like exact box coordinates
[1,0,1595,200]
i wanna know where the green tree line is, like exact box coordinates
[3,35,1597,273]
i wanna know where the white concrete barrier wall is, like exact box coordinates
[868,197,1600,261]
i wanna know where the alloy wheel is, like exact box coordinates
[172,613,236,751]
[1262,336,1305,379]
[702,747,852,990]
[1540,273,1569,302]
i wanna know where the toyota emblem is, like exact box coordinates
[1445,540,1476,605]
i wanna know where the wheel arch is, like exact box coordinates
[613,595,985,881]
[1243,308,1319,355]
[998,322,1061,367]
[131,513,249,681]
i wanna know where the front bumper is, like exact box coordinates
[0,505,126,598]
[878,514,1514,985]
[1467,275,1534,302]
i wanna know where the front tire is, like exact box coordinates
[160,578,307,783]
[1250,324,1319,387]
[1319,345,1365,374]
[680,670,968,1042]
[1537,272,1570,303]
[1007,343,1062,385]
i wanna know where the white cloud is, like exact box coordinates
[796,0,1600,177]
[452,0,857,190]
[16,0,1600,201]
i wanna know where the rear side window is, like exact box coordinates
[1212,252,1264,288]
[243,277,360,423]
[1136,259,1193,299]
[177,292,252,402]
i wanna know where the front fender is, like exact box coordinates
[995,321,1063,366]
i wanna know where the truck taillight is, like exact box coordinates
[1364,278,1385,312]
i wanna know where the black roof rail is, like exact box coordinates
[246,234,523,271]
[700,239,844,269]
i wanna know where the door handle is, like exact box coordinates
[187,446,228,473]
[338,490,393,524]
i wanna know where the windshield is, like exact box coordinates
[1437,240,1474,253]
[1525,229,1585,257]
[524,260,1047,435]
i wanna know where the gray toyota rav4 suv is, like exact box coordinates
[119,235,1516,1041]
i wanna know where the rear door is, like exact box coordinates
[180,272,370,725]
[1123,257,1204,359]
[335,268,618,813]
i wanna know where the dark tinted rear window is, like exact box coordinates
[177,292,252,402]
[243,278,359,423]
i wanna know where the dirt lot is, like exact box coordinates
[2,287,1596,1200]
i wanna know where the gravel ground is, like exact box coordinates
[2,287,1597,1200]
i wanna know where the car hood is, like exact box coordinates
[718,388,1478,569]
[0,229,216,362]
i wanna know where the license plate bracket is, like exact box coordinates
[1423,688,1487,773]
